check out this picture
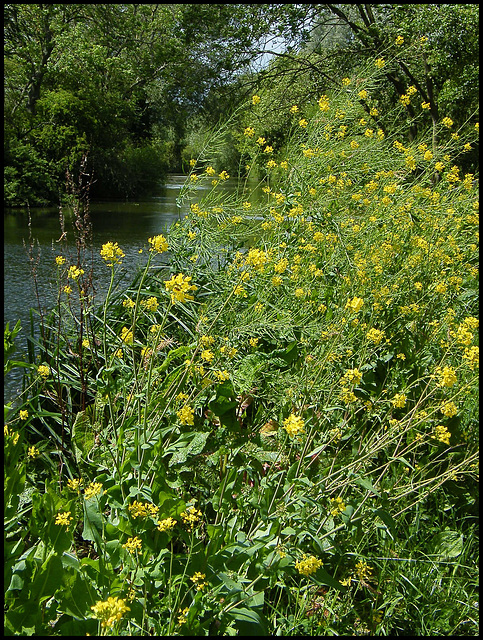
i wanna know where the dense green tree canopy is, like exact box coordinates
[4,3,478,205]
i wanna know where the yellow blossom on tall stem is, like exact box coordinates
[148,234,168,254]
[164,273,197,304]
[91,596,130,629]
[295,554,323,576]
[283,414,305,438]
[100,241,125,266]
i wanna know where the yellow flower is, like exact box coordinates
[290,104,299,113]
[120,326,134,345]
[318,95,330,111]
[462,346,479,369]
[27,445,40,458]
[55,255,66,266]
[67,478,83,492]
[421,101,431,110]
[391,393,407,408]
[180,506,203,530]
[55,510,73,530]
[122,536,142,554]
[218,170,230,180]
[164,273,197,304]
[148,234,168,254]
[435,366,457,388]
[84,481,103,500]
[252,95,261,105]
[177,607,190,626]
[330,496,346,516]
[366,328,385,344]
[342,77,351,86]
[177,405,195,426]
[100,242,125,266]
[128,501,159,519]
[432,424,451,445]
[91,596,130,628]
[346,296,364,313]
[37,364,50,378]
[358,90,368,100]
[441,401,457,418]
[341,368,362,386]
[283,414,305,438]
[190,572,208,591]
[67,265,84,280]
[299,118,308,128]
[442,116,453,128]
[141,297,158,313]
[354,560,373,581]
[201,349,214,363]
[157,517,177,532]
[375,58,385,68]
[244,126,255,137]
[395,35,404,46]
[19,409,29,420]
[295,554,323,576]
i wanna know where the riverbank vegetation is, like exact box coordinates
[4,4,479,637]
[4,4,478,205]
[4,36,479,634]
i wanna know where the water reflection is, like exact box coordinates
[3,175,193,402]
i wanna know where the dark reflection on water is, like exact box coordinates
[3,175,202,403]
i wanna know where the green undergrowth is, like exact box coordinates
[4,53,478,636]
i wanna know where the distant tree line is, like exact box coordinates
[4,4,478,206]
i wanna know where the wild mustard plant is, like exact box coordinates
[4,47,478,636]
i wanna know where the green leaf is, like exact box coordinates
[225,606,268,636]
[312,566,347,592]
[431,529,464,559]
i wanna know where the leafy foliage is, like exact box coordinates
[4,44,478,635]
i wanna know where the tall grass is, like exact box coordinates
[4,53,478,636]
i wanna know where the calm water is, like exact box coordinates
[4,174,229,403]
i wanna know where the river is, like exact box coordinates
[3,174,220,403]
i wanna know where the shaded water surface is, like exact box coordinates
[3,175,202,402]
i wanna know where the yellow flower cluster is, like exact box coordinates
[282,414,305,438]
[432,424,451,445]
[148,234,169,254]
[68,265,84,280]
[37,364,50,378]
[91,596,130,628]
[435,366,457,388]
[190,572,208,591]
[54,510,73,530]
[366,328,385,344]
[295,554,323,576]
[346,296,364,313]
[180,506,203,530]
[330,496,346,516]
[354,560,373,581]
[157,517,177,532]
[100,241,125,266]
[4,425,20,446]
[128,500,159,519]
[164,273,197,304]
[318,95,330,112]
[120,326,134,345]
[441,401,458,418]
[245,247,269,271]
[177,405,195,426]
[140,296,158,312]
[122,536,142,554]
[84,481,103,500]
[391,393,407,408]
